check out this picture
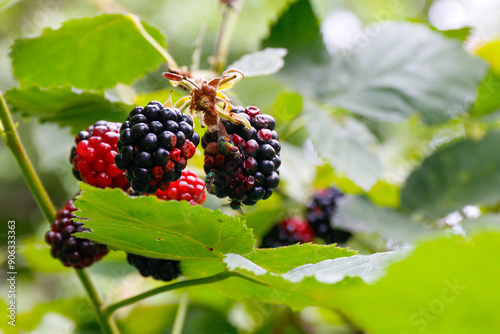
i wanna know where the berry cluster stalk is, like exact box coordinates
[0,91,117,334]
[211,0,244,73]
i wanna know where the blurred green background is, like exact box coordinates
[0,0,499,333]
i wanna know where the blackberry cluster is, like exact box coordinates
[306,187,352,244]
[201,106,280,210]
[70,121,129,189]
[126,254,181,282]
[45,197,108,269]
[261,216,315,248]
[153,169,206,205]
[115,101,199,194]
[126,169,206,282]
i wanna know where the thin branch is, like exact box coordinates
[172,292,189,334]
[129,14,179,71]
[103,271,269,318]
[211,0,244,73]
[76,270,119,334]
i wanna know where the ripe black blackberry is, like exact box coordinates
[70,121,129,189]
[261,216,315,248]
[126,253,181,282]
[45,197,108,269]
[202,106,280,210]
[115,101,199,194]
[306,187,352,244]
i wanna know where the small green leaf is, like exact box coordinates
[303,102,382,191]
[272,91,303,124]
[73,185,255,261]
[11,14,167,89]
[401,131,500,219]
[439,27,472,41]
[262,0,329,67]
[245,244,355,274]
[228,48,288,77]
[336,196,434,243]
[470,71,500,116]
[477,40,500,75]
[5,87,132,134]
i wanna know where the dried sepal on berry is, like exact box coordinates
[163,69,250,132]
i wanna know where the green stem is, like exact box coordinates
[76,270,119,334]
[0,91,57,223]
[211,0,244,73]
[172,292,189,334]
[129,14,179,71]
[103,271,268,318]
[0,91,116,334]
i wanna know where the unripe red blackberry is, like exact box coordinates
[115,101,199,194]
[201,106,280,210]
[153,169,206,205]
[261,216,314,248]
[45,197,108,269]
[126,169,205,282]
[70,121,129,189]
[306,187,351,244]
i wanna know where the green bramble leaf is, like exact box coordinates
[245,243,355,274]
[73,184,255,261]
[303,101,382,191]
[5,87,132,134]
[336,196,434,243]
[264,0,488,123]
[401,131,500,219]
[11,14,167,89]
[203,250,409,310]
[228,48,288,78]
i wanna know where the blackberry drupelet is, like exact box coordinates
[45,197,108,269]
[114,101,199,194]
[306,187,352,244]
[126,169,205,282]
[126,253,181,282]
[261,216,315,248]
[201,106,280,211]
[70,121,129,189]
